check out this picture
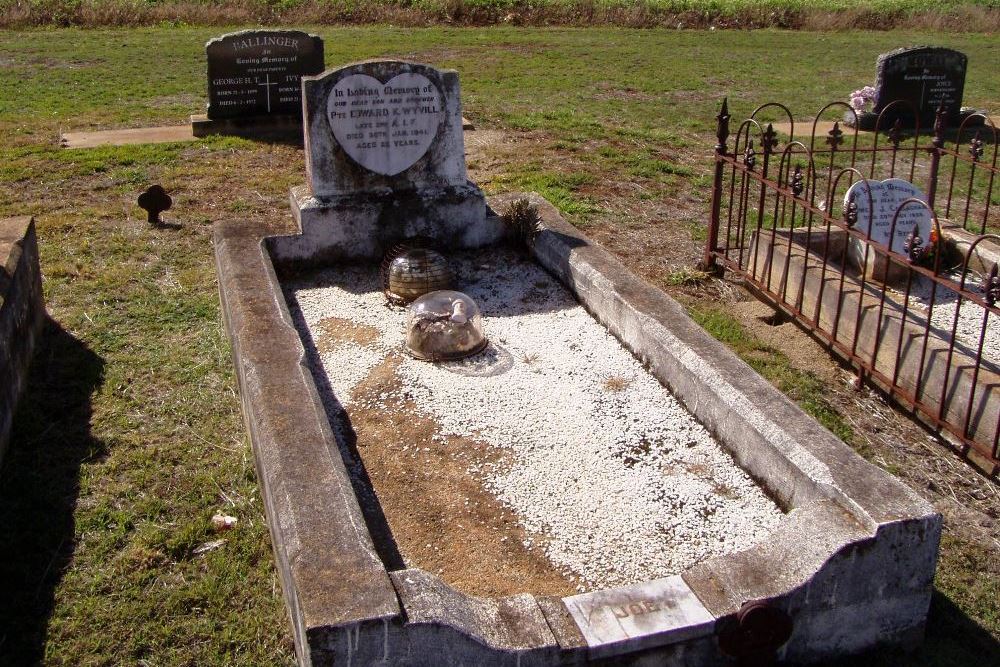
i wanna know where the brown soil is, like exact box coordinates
[347,354,579,598]
[314,316,380,351]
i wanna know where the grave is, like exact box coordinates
[844,177,933,283]
[191,29,324,141]
[854,46,972,130]
[214,59,940,666]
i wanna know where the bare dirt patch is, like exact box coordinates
[315,316,380,352]
[348,355,578,598]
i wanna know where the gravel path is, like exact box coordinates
[286,249,782,590]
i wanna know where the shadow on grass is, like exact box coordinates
[819,589,1000,667]
[0,319,105,665]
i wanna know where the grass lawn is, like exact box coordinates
[0,25,998,666]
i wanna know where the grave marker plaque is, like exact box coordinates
[845,178,932,253]
[844,178,933,282]
[205,30,324,120]
[871,46,967,128]
[301,60,469,198]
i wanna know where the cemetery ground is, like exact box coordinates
[0,25,998,666]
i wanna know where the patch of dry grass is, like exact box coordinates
[1,0,998,30]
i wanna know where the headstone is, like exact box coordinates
[192,30,324,139]
[271,59,503,264]
[861,46,967,130]
[304,60,468,197]
[844,178,933,281]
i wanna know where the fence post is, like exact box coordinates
[926,105,946,211]
[701,98,730,274]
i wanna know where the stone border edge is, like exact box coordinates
[214,190,942,664]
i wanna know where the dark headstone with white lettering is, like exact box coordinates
[860,46,967,130]
[205,30,323,119]
[192,30,323,140]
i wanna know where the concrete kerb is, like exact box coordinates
[0,216,45,467]
[214,194,941,666]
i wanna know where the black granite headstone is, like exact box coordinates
[870,46,967,128]
[205,30,324,120]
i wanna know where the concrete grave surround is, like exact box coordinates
[215,181,941,665]
[0,217,45,467]
[273,60,500,264]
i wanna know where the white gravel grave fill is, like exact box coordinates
[889,271,1000,368]
[287,251,783,590]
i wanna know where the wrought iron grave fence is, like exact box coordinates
[702,100,999,475]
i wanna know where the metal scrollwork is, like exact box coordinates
[983,263,1000,306]
[743,141,757,170]
[844,200,858,228]
[903,229,928,263]
[969,133,985,162]
[887,119,903,150]
[762,124,779,155]
[716,98,731,153]
[826,122,844,150]
[791,165,804,198]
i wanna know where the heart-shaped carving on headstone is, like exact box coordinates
[327,72,443,176]
[844,178,932,253]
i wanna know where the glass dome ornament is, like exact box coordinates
[405,290,488,361]
[381,244,453,305]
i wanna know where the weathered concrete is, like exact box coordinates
[564,575,715,659]
[214,219,400,667]
[942,223,1000,275]
[272,183,501,265]
[0,216,44,467]
[60,125,196,149]
[268,60,500,265]
[516,192,940,660]
[302,60,469,198]
[215,192,940,666]
[747,226,998,465]
[191,113,306,142]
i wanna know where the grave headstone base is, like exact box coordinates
[269,183,504,265]
[846,108,987,132]
[190,113,303,142]
[847,239,911,284]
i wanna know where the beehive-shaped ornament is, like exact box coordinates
[382,246,453,304]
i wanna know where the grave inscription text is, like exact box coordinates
[327,73,443,176]
[845,178,933,253]
[873,46,967,126]
[206,30,324,120]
